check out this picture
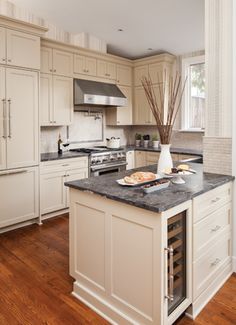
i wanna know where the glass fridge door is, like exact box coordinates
[166,211,187,315]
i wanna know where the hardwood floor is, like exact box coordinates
[0,215,235,325]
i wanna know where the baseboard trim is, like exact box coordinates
[233,256,236,272]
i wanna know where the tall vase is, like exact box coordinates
[157,144,173,174]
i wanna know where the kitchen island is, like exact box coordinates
[65,165,234,325]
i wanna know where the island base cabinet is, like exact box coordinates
[69,189,192,325]
[0,167,39,229]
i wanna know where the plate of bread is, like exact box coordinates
[117,171,160,186]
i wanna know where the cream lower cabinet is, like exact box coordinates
[106,85,132,125]
[0,67,39,170]
[187,182,232,319]
[40,157,88,216]
[69,189,192,325]
[0,167,39,229]
[135,150,147,167]
[40,73,73,126]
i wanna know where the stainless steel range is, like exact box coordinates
[70,146,127,177]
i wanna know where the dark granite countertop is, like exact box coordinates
[41,151,89,162]
[41,146,202,162]
[65,164,234,213]
[124,146,202,156]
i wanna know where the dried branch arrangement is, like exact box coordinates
[141,72,187,144]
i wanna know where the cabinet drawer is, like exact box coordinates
[193,232,231,299]
[41,157,88,174]
[193,203,231,260]
[193,183,232,223]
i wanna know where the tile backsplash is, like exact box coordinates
[40,112,203,153]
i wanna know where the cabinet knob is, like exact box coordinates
[54,69,56,73]
[117,121,120,124]
[54,121,57,124]
[8,59,11,62]
[50,69,53,72]
[83,69,86,72]
[2,58,6,62]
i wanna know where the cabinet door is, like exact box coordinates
[116,64,132,86]
[149,62,164,84]
[53,76,73,125]
[134,65,148,86]
[74,55,97,76]
[40,73,53,126]
[6,68,39,169]
[107,62,116,80]
[41,47,53,73]
[0,167,39,228]
[135,151,146,168]
[53,49,73,77]
[97,60,107,78]
[86,57,97,76]
[65,168,88,207]
[7,29,40,69]
[134,87,150,125]
[40,170,66,215]
[74,54,86,74]
[0,27,6,65]
[116,86,132,125]
[0,67,7,170]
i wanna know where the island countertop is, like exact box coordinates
[65,164,234,213]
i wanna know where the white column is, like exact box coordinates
[204,0,233,174]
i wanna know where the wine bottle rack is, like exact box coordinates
[166,211,186,315]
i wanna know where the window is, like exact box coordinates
[181,55,205,131]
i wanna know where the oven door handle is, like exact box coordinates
[91,162,127,172]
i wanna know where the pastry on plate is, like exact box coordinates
[177,164,190,171]
[124,171,156,184]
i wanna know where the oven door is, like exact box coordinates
[90,162,127,177]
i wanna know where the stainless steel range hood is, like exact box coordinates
[74,79,127,108]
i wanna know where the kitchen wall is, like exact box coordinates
[40,112,203,153]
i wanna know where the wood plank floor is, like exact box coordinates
[0,215,235,325]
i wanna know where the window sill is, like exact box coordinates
[178,129,205,134]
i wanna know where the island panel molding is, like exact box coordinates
[69,187,193,325]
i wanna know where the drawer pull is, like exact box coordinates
[210,258,221,267]
[211,197,220,204]
[165,246,174,301]
[62,164,69,167]
[211,225,221,232]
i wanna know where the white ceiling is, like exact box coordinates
[12,0,205,59]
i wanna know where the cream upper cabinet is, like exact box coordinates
[40,47,73,77]
[53,76,73,125]
[0,67,7,170]
[6,68,39,169]
[148,62,164,84]
[40,73,73,126]
[134,87,152,125]
[40,73,53,125]
[97,59,116,80]
[6,29,40,69]
[0,166,39,228]
[106,86,132,125]
[40,47,53,73]
[53,49,73,77]
[0,27,6,65]
[134,65,148,86]
[116,64,132,86]
[74,54,97,76]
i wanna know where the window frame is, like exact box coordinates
[181,55,205,132]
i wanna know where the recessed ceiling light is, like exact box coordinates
[118,28,123,32]
[147,48,153,51]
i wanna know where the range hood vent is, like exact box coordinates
[74,79,127,108]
